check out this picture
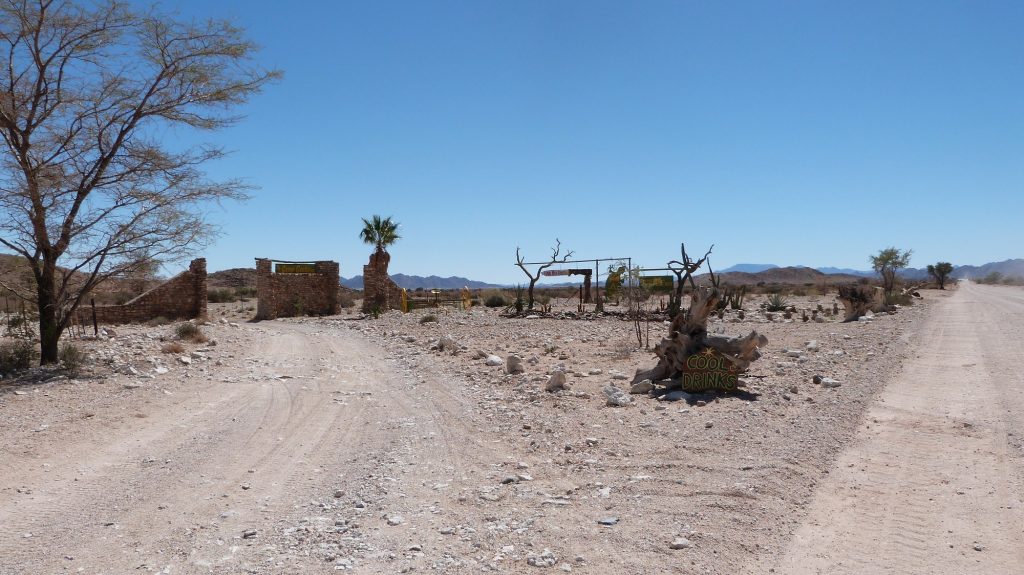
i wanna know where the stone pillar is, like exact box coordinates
[190,258,208,319]
[315,260,341,314]
[255,258,273,320]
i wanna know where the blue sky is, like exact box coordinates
[162,0,1021,282]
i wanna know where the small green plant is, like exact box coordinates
[419,314,438,324]
[174,322,207,343]
[513,284,525,314]
[0,340,37,375]
[484,294,507,308]
[59,343,86,377]
[370,305,382,319]
[766,293,789,312]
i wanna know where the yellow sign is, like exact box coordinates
[640,275,674,294]
[401,289,409,313]
[276,263,316,274]
[681,348,739,392]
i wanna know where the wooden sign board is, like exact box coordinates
[681,348,740,392]
[542,269,571,277]
[640,275,674,294]
[276,263,316,274]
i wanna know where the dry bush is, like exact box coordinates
[161,342,185,354]
[175,322,208,343]
[59,343,86,377]
[0,339,37,375]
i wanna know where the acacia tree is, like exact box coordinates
[927,262,954,289]
[515,239,573,311]
[870,247,913,295]
[0,0,278,363]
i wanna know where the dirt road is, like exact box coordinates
[765,282,1024,574]
[0,322,499,574]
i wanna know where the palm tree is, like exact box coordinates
[359,215,401,254]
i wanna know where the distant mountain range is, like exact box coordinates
[340,274,502,290]
[720,259,1024,282]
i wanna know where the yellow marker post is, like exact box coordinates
[401,288,409,313]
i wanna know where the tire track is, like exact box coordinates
[763,283,1024,574]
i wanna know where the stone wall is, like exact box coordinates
[79,259,207,325]
[255,259,340,320]
[361,250,402,313]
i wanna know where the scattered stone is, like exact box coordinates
[805,340,819,351]
[440,527,456,535]
[629,379,654,394]
[178,356,192,365]
[386,514,404,526]
[242,529,257,539]
[597,516,619,526]
[485,355,503,367]
[820,377,841,388]
[659,390,694,402]
[501,475,519,485]
[705,421,714,429]
[603,385,632,407]
[670,537,692,550]
[527,549,558,568]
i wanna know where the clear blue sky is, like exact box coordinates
[163,0,1021,283]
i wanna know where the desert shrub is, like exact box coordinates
[146,316,170,327]
[419,314,438,324]
[174,322,207,343]
[884,292,914,307]
[0,339,37,375]
[236,286,257,298]
[766,293,789,312]
[207,288,237,303]
[161,342,185,354]
[484,293,507,308]
[59,343,86,377]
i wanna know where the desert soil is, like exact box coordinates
[0,284,1020,574]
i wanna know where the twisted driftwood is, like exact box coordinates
[632,286,767,388]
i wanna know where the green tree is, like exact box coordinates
[359,215,401,254]
[927,262,954,290]
[870,247,913,295]
[0,0,278,364]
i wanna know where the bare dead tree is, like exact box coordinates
[0,0,279,363]
[666,243,713,318]
[633,243,767,389]
[515,239,573,311]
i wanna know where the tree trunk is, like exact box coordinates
[527,279,537,310]
[632,286,767,388]
[36,261,61,365]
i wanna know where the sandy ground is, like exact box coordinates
[766,281,1024,574]
[0,285,1019,574]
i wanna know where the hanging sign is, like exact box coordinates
[276,263,316,274]
[640,275,674,293]
[542,269,572,277]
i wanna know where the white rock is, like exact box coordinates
[629,379,654,394]
[603,385,632,407]
[485,355,503,367]
[669,537,692,550]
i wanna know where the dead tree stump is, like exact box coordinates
[836,284,879,322]
[632,286,767,388]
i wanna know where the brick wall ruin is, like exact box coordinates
[362,250,402,313]
[79,258,207,325]
[255,259,340,320]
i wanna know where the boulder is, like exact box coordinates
[485,355,503,366]
[506,355,525,374]
[544,371,568,392]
